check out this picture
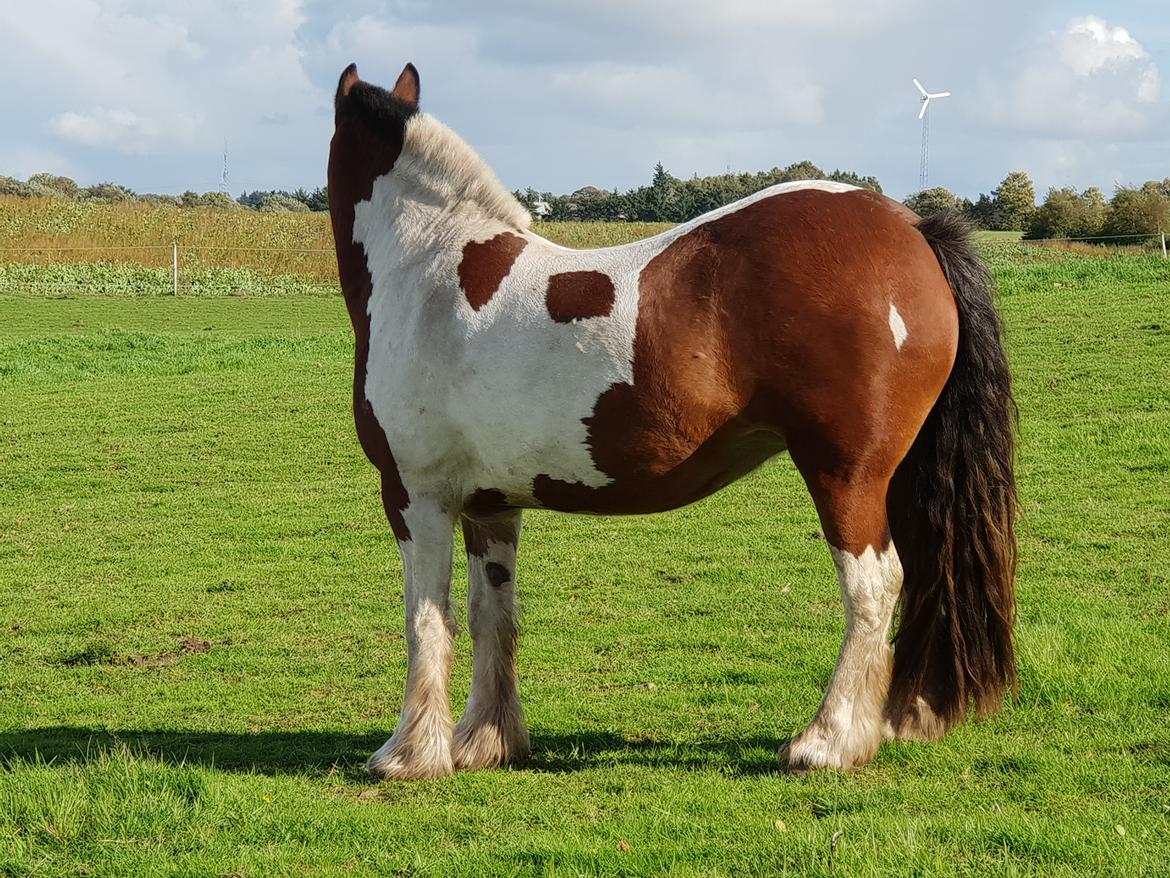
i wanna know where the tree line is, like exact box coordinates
[906,171,1170,240]
[512,161,882,222]
[4,167,1168,238]
[0,173,329,213]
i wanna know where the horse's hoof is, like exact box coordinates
[367,738,454,781]
[452,712,530,771]
[779,727,876,774]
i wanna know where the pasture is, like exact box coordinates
[1,220,1168,876]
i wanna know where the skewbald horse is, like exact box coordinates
[328,63,1017,779]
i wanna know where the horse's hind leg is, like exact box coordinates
[454,509,529,770]
[368,493,457,780]
[781,470,903,772]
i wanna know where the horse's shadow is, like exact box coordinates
[0,727,782,779]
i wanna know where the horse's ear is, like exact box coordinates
[336,63,360,108]
[391,63,420,106]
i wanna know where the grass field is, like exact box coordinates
[1,224,1168,876]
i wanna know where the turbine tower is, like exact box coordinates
[914,79,951,190]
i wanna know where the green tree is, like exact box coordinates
[647,162,682,222]
[305,187,330,212]
[1025,187,1108,240]
[963,193,1002,230]
[777,160,825,182]
[1102,184,1170,237]
[827,170,882,193]
[991,171,1036,231]
[903,187,964,217]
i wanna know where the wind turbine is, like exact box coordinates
[913,79,951,190]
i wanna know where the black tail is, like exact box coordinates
[887,213,1018,733]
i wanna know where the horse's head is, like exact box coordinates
[328,62,420,221]
[328,62,421,308]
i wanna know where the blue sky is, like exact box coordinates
[1,1,1166,201]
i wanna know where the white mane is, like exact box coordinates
[398,113,532,231]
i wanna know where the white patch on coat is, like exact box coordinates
[352,113,860,503]
[784,543,903,770]
[367,497,458,779]
[454,519,529,770]
[888,302,908,350]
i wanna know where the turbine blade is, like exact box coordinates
[918,98,929,120]
[930,91,952,99]
[913,78,928,97]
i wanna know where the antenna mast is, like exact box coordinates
[220,139,229,195]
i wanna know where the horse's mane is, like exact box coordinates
[399,114,532,231]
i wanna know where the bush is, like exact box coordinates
[197,191,239,210]
[27,173,79,198]
[0,176,66,199]
[258,193,310,213]
[0,176,36,197]
[139,194,183,207]
[80,183,136,204]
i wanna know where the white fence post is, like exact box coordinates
[172,242,179,295]
[1162,232,1167,260]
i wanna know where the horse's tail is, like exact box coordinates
[886,212,1018,735]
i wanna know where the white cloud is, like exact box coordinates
[0,0,323,189]
[52,108,205,154]
[985,15,1163,137]
[1060,17,1152,78]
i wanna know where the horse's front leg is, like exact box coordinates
[453,509,529,771]
[368,493,457,780]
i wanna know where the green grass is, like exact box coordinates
[1,244,1169,876]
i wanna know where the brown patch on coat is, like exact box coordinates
[485,562,511,587]
[461,489,520,557]
[328,66,416,540]
[533,187,959,556]
[459,233,527,311]
[545,271,616,322]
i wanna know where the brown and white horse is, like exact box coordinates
[328,63,1018,780]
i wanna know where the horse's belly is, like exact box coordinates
[528,422,786,515]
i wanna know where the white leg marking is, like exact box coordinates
[453,511,529,771]
[368,497,457,780]
[783,543,904,771]
[888,302,908,351]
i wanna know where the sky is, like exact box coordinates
[1,1,1167,202]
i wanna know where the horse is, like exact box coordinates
[327,62,1018,780]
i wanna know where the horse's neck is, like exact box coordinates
[356,174,518,291]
